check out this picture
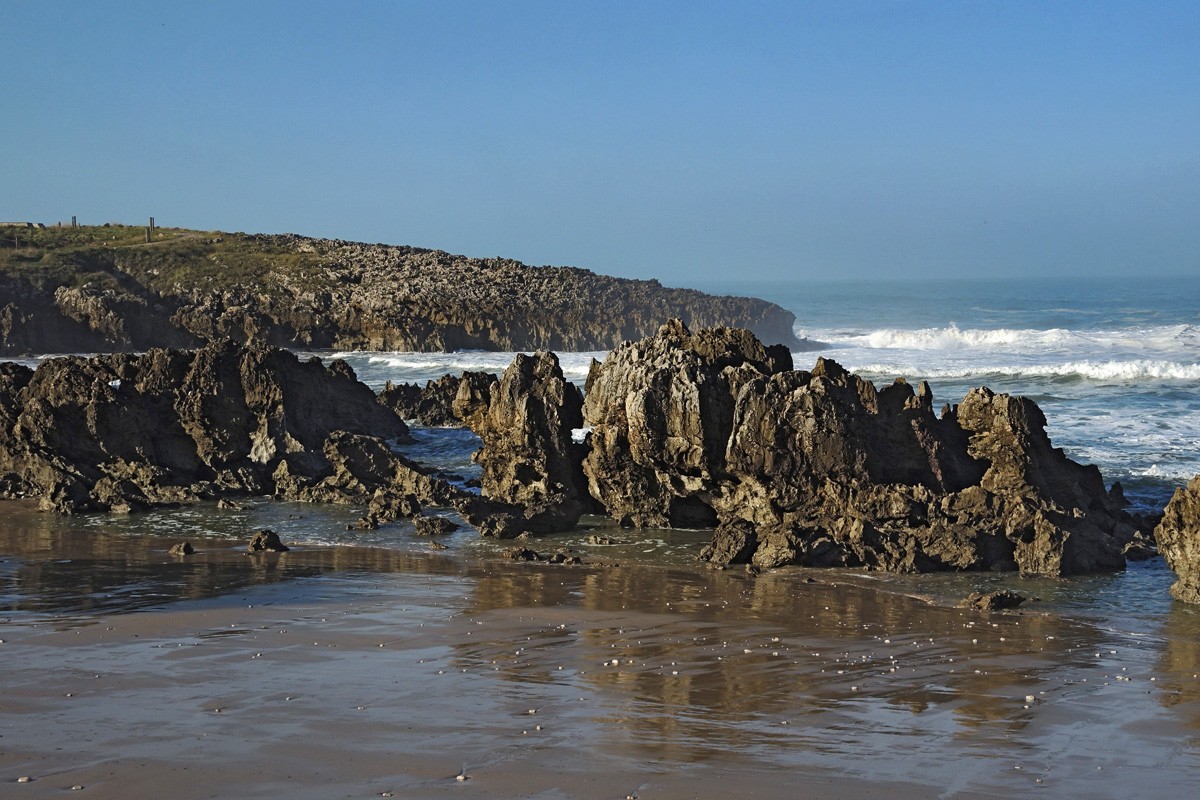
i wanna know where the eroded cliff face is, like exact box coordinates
[0,230,801,355]
[576,321,1142,576]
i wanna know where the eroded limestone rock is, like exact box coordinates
[587,320,1141,576]
[1156,477,1200,603]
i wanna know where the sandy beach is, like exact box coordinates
[3,503,1200,800]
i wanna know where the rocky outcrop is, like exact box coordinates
[582,321,1142,576]
[0,341,409,513]
[248,529,289,552]
[1155,477,1200,603]
[0,227,802,355]
[0,340,538,538]
[582,319,793,527]
[471,352,589,532]
[378,371,496,427]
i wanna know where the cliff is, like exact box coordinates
[0,225,799,354]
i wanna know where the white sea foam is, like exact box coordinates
[801,323,1200,359]
[845,360,1200,383]
[319,349,604,387]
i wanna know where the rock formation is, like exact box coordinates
[0,340,543,538]
[377,371,496,427]
[0,226,801,355]
[0,340,412,513]
[1155,477,1200,603]
[470,352,589,532]
[580,321,1142,576]
[248,529,289,552]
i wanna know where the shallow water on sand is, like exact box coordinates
[3,503,1200,798]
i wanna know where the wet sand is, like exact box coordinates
[3,508,1200,798]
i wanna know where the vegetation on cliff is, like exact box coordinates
[0,224,799,354]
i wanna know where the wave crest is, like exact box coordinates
[800,323,1200,355]
[849,359,1200,383]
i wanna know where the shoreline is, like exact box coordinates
[4,513,1200,798]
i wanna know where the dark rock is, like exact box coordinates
[471,352,588,532]
[584,321,1140,577]
[377,371,497,427]
[168,541,194,556]
[1155,476,1200,603]
[414,515,458,536]
[961,590,1027,611]
[505,547,541,561]
[503,546,582,565]
[248,529,288,552]
[698,519,760,566]
[1123,530,1158,561]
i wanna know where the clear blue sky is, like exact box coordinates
[4,1,1198,283]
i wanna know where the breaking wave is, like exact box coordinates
[849,360,1200,383]
[801,323,1200,357]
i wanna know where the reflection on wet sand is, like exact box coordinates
[4,505,1200,797]
[0,509,464,617]
[1158,605,1200,728]
[445,557,1200,793]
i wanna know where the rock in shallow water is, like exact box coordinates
[961,590,1027,611]
[247,529,289,552]
[582,320,1143,577]
[1155,476,1200,603]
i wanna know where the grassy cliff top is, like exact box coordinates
[0,225,328,295]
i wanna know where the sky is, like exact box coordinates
[4,1,1198,284]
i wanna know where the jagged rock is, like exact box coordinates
[0,341,409,514]
[698,519,760,566]
[378,372,496,427]
[168,542,194,556]
[1156,476,1200,603]
[471,352,588,532]
[961,590,1026,610]
[586,321,1141,577]
[1123,530,1158,561]
[583,319,793,527]
[414,515,458,536]
[248,529,289,552]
